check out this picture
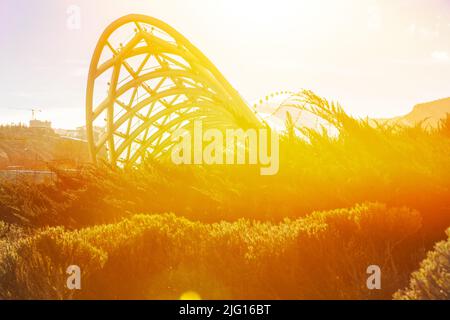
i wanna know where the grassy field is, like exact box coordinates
[0,91,449,299]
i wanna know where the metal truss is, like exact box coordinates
[86,14,263,166]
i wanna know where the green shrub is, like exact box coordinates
[0,203,424,300]
[394,228,450,300]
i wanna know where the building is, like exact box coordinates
[29,119,52,129]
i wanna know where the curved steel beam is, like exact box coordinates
[86,14,263,166]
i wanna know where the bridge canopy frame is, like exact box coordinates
[86,14,263,167]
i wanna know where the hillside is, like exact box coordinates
[379,97,450,128]
[0,126,90,169]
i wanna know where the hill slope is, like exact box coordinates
[381,97,450,127]
[0,126,90,169]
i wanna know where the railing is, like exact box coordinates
[0,170,57,183]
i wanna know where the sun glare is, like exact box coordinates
[1,0,450,303]
[213,0,336,37]
[180,291,202,300]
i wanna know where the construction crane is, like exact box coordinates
[7,107,42,120]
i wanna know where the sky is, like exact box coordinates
[0,0,449,129]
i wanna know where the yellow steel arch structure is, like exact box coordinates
[86,14,263,166]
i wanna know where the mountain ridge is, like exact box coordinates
[379,97,450,127]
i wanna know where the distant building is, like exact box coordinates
[29,119,52,129]
[29,119,54,135]
[56,126,104,141]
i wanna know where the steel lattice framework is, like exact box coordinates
[86,14,263,166]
